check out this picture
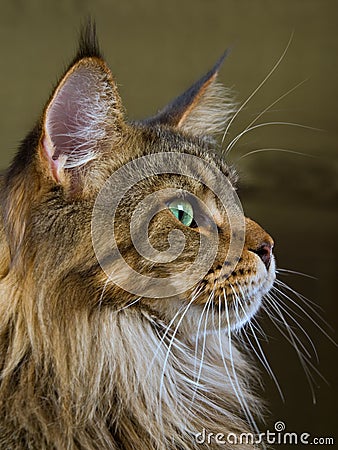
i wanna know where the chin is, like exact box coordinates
[173,255,277,336]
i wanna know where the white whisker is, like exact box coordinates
[158,294,198,422]
[276,268,317,280]
[217,294,251,428]
[269,290,319,362]
[234,285,284,401]
[191,295,213,403]
[223,290,260,434]
[115,297,141,313]
[146,297,195,377]
[264,294,322,403]
[273,284,337,345]
[193,294,212,379]
[236,147,317,163]
[275,278,331,321]
[265,293,331,388]
[237,78,309,134]
[249,315,269,341]
[221,32,294,144]
[226,121,321,156]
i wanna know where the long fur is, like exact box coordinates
[0,25,270,450]
[0,259,262,449]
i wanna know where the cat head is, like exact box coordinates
[2,23,275,333]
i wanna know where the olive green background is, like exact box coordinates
[0,0,337,446]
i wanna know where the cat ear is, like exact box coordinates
[144,50,234,137]
[41,26,123,183]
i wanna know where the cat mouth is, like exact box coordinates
[199,254,275,295]
[190,255,276,329]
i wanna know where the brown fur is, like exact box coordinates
[0,25,275,449]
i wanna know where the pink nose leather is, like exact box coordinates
[253,242,273,269]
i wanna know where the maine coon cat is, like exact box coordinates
[0,23,278,449]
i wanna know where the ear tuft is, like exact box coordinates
[144,50,236,137]
[76,19,102,61]
[176,81,235,136]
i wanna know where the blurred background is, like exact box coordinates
[0,0,337,445]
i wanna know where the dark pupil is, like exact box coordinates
[178,210,185,221]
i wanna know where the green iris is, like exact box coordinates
[169,199,194,227]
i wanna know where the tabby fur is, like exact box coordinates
[0,24,275,449]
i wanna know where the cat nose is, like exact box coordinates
[251,242,273,270]
[245,218,274,270]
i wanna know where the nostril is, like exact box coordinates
[251,243,273,270]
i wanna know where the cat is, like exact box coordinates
[0,23,277,449]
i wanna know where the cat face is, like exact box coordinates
[88,136,276,332]
[3,26,275,333]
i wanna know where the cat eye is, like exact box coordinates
[168,199,197,228]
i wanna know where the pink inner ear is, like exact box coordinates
[42,133,65,182]
[43,62,117,179]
